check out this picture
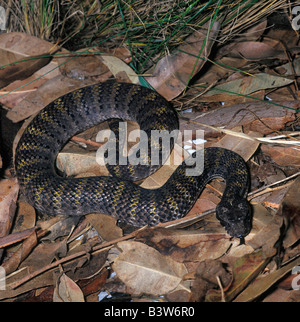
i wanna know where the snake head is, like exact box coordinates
[216,198,251,238]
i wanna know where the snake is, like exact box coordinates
[14,81,251,238]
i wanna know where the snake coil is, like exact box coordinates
[15,81,251,238]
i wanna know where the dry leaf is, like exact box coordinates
[146,21,220,100]
[6,54,137,123]
[57,150,107,177]
[0,32,64,108]
[262,288,300,302]
[275,176,300,248]
[53,273,85,302]
[1,230,38,275]
[100,55,138,84]
[190,259,232,302]
[261,144,300,167]
[277,56,300,76]
[246,204,283,257]
[37,216,80,241]
[219,41,295,61]
[112,241,188,296]
[59,49,110,80]
[6,74,97,122]
[1,268,55,300]
[85,213,122,242]
[206,250,270,302]
[136,227,230,263]
[234,256,300,302]
[59,46,136,83]
[203,73,293,99]
[13,201,36,233]
[179,100,298,137]
[0,52,53,90]
[0,242,67,299]
[0,178,19,241]
[234,20,268,42]
[95,46,132,64]
[213,127,260,161]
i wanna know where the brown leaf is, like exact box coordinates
[7,74,96,122]
[136,227,230,263]
[262,144,300,167]
[146,21,220,100]
[57,150,107,178]
[235,256,300,302]
[96,46,132,64]
[219,41,289,61]
[213,127,260,161]
[203,73,293,99]
[206,250,270,302]
[190,259,232,302]
[0,32,65,108]
[262,288,300,302]
[13,201,36,233]
[59,47,135,82]
[59,49,109,80]
[112,241,188,296]
[78,268,109,301]
[85,213,122,242]
[235,20,268,42]
[0,52,53,90]
[275,176,300,248]
[37,215,79,241]
[179,100,298,137]
[1,230,38,275]
[26,268,109,302]
[53,273,85,302]
[247,204,282,257]
[0,178,19,262]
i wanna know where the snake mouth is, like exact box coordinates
[225,219,252,239]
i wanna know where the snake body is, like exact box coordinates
[15,81,251,238]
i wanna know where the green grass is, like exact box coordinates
[1,0,291,74]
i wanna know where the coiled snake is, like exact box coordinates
[15,81,251,238]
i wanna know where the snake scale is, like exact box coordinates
[15,81,251,238]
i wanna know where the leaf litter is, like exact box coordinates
[0,8,300,302]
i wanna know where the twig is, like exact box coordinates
[157,209,215,229]
[0,228,47,249]
[216,275,225,302]
[10,170,300,289]
[9,226,147,289]
[248,171,300,199]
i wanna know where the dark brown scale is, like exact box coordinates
[15,81,251,238]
